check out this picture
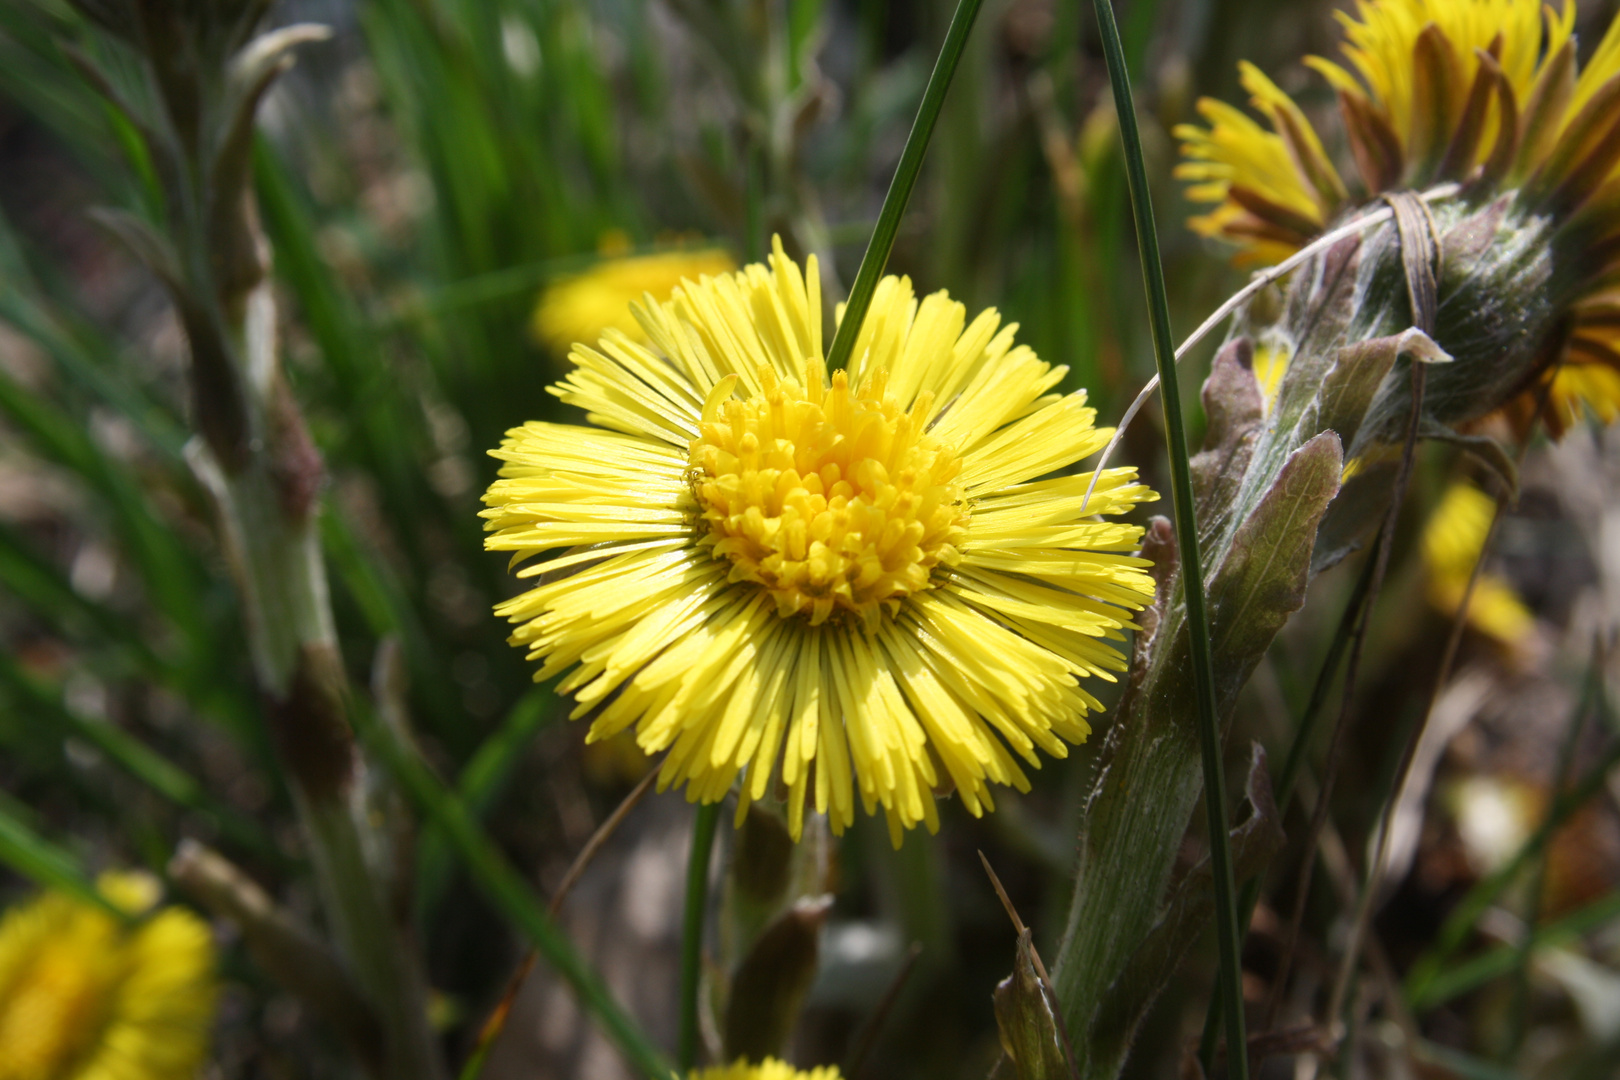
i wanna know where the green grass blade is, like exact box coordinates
[0,519,162,670]
[677,801,721,1072]
[1412,1041,1522,1080]
[414,688,557,924]
[253,142,444,567]
[452,690,555,816]
[354,699,675,1080]
[1089,2,1247,1077]
[822,0,986,372]
[318,509,456,721]
[0,652,273,857]
[1410,889,1620,1012]
[1502,652,1595,1058]
[1407,691,1620,1004]
[0,800,128,922]
[0,365,210,644]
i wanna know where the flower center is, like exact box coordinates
[689,365,969,626]
[0,940,114,1080]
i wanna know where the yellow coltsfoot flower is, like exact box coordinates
[691,1059,841,1080]
[532,246,737,356]
[1176,0,1620,433]
[0,872,217,1080]
[484,238,1158,845]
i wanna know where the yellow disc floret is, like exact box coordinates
[690,363,967,627]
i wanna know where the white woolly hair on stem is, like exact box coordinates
[1078,183,1460,514]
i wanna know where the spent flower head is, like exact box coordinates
[1176,0,1620,433]
[0,872,216,1080]
[484,238,1158,844]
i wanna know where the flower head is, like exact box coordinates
[0,872,217,1080]
[690,1059,841,1080]
[1176,0,1620,432]
[485,238,1158,844]
[1421,481,1533,648]
[532,248,737,356]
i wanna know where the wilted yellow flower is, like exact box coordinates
[485,238,1158,844]
[691,1059,841,1080]
[0,872,216,1080]
[1175,0,1620,433]
[1421,482,1533,647]
[532,248,737,356]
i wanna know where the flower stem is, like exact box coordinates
[1089,3,1248,1078]
[823,0,984,371]
[679,802,723,1073]
[1198,551,1379,1069]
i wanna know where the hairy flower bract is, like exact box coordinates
[484,239,1158,843]
[1175,0,1620,433]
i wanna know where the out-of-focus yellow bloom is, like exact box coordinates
[690,1059,842,1080]
[0,872,216,1080]
[1175,0,1620,433]
[485,238,1158,845]
[1421,482,1533,647]
[532,248,737,356]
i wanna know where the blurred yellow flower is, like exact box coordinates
[1175,0,1620,433]
[0,872,216,1080]
[532,248,737,356]
[485,238,1158,845]
[1421,482,1533,647]
[691,1059,842,1080]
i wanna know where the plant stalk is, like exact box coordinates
[679,802,723,1072]
[1088,3,1249,1077]
[823,0,985,371]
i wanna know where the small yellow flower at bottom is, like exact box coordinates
[0,872,216,1080]
[691,1058,843,1080]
